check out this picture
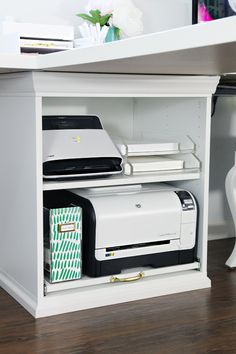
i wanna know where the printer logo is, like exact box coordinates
[135,204,142,209]
[73,135,81,144]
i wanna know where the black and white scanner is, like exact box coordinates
[43,115,122,179]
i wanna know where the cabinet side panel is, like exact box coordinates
[170,98,212,273]
[0,96,42,299]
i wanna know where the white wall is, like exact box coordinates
[1,0,192,35]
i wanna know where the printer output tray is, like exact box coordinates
[43,157,122,179]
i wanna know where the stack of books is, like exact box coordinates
[3,22,74,54]
[115,138,184,175]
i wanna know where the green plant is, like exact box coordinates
[77,9,111,26]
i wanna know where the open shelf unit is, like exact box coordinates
[0,71,219,318]
[43,170,201,191]
[43,134,201,190]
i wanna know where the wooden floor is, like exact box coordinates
[1,239,236,354]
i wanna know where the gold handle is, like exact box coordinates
[110,272,144,283]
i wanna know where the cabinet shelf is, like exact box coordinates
[43,169,200,191]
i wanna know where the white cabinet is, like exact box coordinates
[0,71,219,317]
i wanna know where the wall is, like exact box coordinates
[0,0,192,35]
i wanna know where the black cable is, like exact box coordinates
[211,96,218,117]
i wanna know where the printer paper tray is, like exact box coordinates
[95,239,180,261]
[44,261,200,294]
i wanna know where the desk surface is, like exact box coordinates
[1,16,236,76]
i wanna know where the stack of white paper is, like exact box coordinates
[116,138,179,157]
[114,137,184,175]
[124,156,184,175]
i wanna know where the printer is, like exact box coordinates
[44,183,198,277]
[43,115,123,179]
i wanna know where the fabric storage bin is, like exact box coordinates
[44,206,82,283]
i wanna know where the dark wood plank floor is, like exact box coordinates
[1,239,236,354]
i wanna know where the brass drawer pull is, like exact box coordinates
[110,272,144,283]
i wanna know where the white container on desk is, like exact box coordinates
[0,17,20,54]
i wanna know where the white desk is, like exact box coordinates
[1,16,236,75]
[0,18,235,317]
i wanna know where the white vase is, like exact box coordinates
[228,0,236,12]
[225,152,236,268]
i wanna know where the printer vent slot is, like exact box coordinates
[106,240,171,252]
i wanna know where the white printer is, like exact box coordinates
[44,183,198,277]
[43,115,122,179]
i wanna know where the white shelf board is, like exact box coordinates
[37,17,236,76]
[45,262,200,294]
[43,169,200,191]
[0,53,36,73]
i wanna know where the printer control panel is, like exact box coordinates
[175,191,195,211]
[175,191,197,250]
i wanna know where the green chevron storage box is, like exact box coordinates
[44,207,82,283]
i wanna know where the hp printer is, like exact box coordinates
[43,115,122,179]
[44,183,198,277]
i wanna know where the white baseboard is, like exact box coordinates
[208,222,235,241]
[0,269,37,317]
